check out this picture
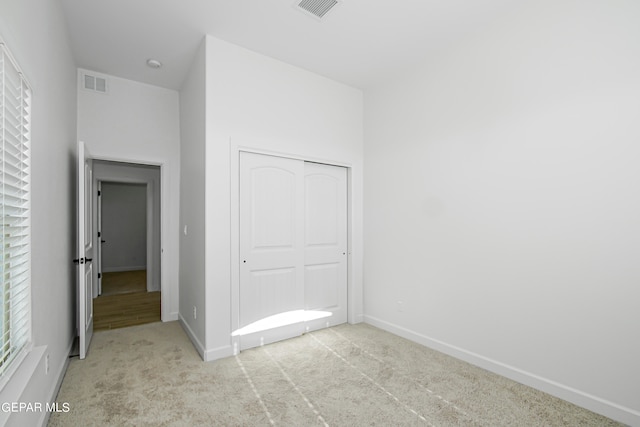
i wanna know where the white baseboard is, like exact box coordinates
[102,266,146,273]
[203,345,233,362]
[178,315,233,362]
[364,315,640,427]
[178,314,206,361]
[163,311,179,322]
[349,312,364,324]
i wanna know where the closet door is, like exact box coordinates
[304,162,348,331]
[239,152,305,350]
[238,152,348,351]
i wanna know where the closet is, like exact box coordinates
[239,152,347,350]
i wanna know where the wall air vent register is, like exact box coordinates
[83,73,108,94]
[296,0,341,20]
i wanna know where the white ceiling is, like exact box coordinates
[59,0,517,90]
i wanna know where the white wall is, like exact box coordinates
[202,36,364,360]
[78,72,180,320]
[179,38,207,353]
[101,183,147,271]
[0,0,77,426]
[363,1,640,424]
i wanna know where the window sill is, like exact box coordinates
[0,345,46,426]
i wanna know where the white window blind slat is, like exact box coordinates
[2,91,22,111]
[7,303,29,319]
[1,184,27,199]
[3,73,22,92]
[9,298,29,317]
[3,84,22,105]
[2,156,28,174]
[8,331,29,348]
[3,139,28,155]
[1,168,29,182]
[2,229,29,240]
[0,209,27,219]
[1,188,28,201]
[9,321,30,338]
[3,255,30,271]
[2,127,23,146]
[1,41,32,382]
[1,233,28,245]
[3,257,29,269]
[0,181,28,194]
[3,255,29,268]
[2,111,21,131]
[2,170,29,184]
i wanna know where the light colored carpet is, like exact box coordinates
[49,322,623,426]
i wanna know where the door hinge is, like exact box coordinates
[98,231,101,237]
[98,273,101,279]
[98,190,101,196]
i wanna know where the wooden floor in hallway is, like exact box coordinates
[94,270,161,330]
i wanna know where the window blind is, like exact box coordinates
[0,41,32,383]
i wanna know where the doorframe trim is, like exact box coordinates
[229,140,360,354]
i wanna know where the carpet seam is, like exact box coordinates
[235,355,276,426]
[309,332,433,426]
[328,328,479,424]
[263,346,330,427]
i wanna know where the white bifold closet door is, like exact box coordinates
[239,152,347,350]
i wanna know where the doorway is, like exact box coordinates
[92,161,162,330]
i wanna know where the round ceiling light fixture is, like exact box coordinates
[146,59,163,69]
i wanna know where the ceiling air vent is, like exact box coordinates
[83,73,108,94]
[296,0,341,20]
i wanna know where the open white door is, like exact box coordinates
[97,181,102,296]
[76,141,94,359]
